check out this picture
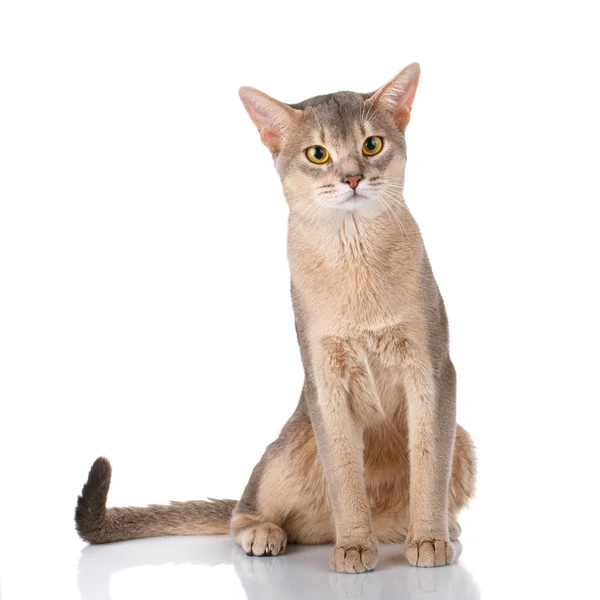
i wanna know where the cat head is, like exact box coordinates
[239,63,420,219]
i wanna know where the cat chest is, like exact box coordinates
[295,261,410,330]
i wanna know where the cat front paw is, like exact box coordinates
[405,537,455,567]
[330,537,379,573]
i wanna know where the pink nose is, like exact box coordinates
[344,174,363,189]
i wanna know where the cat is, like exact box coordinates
[75,63,476,573]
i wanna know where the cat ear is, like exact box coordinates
[239,87,299,152]
[370,63,421,131]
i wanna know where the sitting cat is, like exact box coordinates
[75,63,476,573]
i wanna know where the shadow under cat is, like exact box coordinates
[77,536,479,600]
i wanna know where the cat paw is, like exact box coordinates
[405,538,455,567]
[330,538,379,573]
[240,523,287,557]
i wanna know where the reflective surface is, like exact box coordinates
[76,536,479,600]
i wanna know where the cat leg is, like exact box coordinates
[310,336,383,574]
[231,453,288,557]
[401,346,458,567]
[231,403,334,556]
[448,514,461,541]
[448,424,477,541]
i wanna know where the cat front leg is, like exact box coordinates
[310,336,381,574]
[402,347,457,567]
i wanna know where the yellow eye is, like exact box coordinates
[362,136,383,156]
[306,145,330,164]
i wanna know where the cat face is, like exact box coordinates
[240,63,420,219]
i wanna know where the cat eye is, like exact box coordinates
[362,136,383,156]
[306,145,330,164]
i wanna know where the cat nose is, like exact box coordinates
[343,174,363,190]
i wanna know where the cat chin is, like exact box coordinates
[329,195,375,212]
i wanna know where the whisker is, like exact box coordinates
[377,194,409,253]
[376,190,414,255]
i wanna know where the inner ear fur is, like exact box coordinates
[239,86,301,152]
[369,62,421,131]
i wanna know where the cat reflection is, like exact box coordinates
[78,536,479,600]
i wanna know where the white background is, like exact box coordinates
[1,1,599,599]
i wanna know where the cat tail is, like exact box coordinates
[75,457,237,544]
